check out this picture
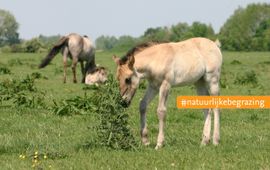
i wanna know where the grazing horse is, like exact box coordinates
[85,66,108,85]
[39,33,96,83]
[113,38,222,149]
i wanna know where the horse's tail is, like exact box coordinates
[38,36,69,68]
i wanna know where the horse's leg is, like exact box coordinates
[195,80,211,146]
[155,80,170,150]
[208,77,220,145]
[72,57,78,83]
[62,47,69,83]
[80,61,85,83]
[140,84,158,146]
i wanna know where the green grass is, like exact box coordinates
[0,51,270,169]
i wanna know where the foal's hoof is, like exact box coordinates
[200,139,210,147]
[155,143,163,150]
[213,139,220,146]
[142,138,150,146]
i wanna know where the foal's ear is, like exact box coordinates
[112,55,120,65]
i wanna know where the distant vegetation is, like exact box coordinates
[0,3,270,52]
[95,3,270,51]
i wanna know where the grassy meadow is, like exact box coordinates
[0,51,270,169]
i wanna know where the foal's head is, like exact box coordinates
[85,67,107,85]
[113,55,140,106]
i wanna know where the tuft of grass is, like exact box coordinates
[52,94,95,116]
[234,70,258,86]
[258,61,270,65]
[0,66,11,75]
[230,60,242,65]
[7,58,23,66]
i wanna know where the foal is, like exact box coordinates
[39,33,96,83]
[113,38,222,149]
[85,66,107,85]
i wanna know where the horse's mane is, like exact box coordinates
[120,41,166,64]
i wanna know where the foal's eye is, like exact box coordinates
[125,77,131,84]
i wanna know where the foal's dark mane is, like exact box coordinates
[120,41,166,64]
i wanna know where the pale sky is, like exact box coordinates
[0,0,269,41]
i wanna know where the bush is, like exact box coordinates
[0,66,11,74]
[0,74,46,108]
[234,70,258,86]
[0,45,12,53]
[52,74,137,150]
[24,38,44,53]
[91,75,137,150]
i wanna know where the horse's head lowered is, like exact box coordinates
[113,55,140,106]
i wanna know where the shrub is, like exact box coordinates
[52,74,137,150]
[0,74,46,108]
[24,38,43,53]
[0,66,11,74]
[234,70,258,86]
[91,75,136,150]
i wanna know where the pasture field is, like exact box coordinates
[0,51,270,170]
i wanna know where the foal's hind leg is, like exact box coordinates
[208,78,220,145]
[140,84,158,146]
[195,80,211,145]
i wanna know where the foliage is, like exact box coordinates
[38,34,62,50]
[219,3,270,51]
[90,74,137,150]
[24,38,44,53]
[0,51,270,169]
[0,9,20,47]
[52,74,137,150]
[95,35,118,50]
[52,94,95,116]
[95,21,215,51]
[0,74,46,108]
[0,65,11,74]
[234,70,258,86]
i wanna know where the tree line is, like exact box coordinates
[1,3,270,52]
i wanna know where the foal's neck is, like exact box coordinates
[133,55,150,75]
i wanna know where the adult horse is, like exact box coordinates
[113,38,222,149]
[39,33,95,83]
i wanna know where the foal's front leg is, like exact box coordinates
[139,85,157,146]
[155,81,170,150]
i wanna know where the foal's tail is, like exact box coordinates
[38,36,69,68]
[215,39,221,48]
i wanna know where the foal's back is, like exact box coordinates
[135,38,222,86]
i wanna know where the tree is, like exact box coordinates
[170,22,190,41]
[95,35,118,50]
[219,3,270,51]
[113,35,138,51]
[0,9,20,46]
[190,22,215,38]
[142,26,170,42]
